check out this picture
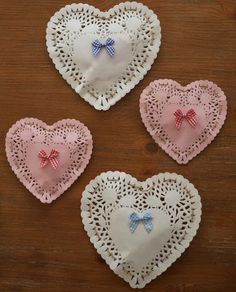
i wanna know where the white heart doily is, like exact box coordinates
[81,171,201,288]
[46,2,161,110]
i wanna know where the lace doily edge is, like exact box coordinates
[46,2,161,111]
[81,171,202,288]
[139,79,228,164]
[5,117,93,203]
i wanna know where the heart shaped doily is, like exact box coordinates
[140,79,227,164]
[6,118,93,203]
[46,2,161,110]
[81,171,201,288]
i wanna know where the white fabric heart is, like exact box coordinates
[81,171,201,288]
[46,2,161,110]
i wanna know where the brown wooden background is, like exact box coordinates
[0,0,236,291]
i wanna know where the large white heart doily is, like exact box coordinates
[6,118,93,203]
[81,171,201,288]
[46,2,161,110]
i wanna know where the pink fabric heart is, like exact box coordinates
[5,118,93,203]
[140,80,227,164]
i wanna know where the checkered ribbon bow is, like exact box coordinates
[174,109,197,129]
[129,212,153,233]
[92,37,115,57]
[38,149,59,169]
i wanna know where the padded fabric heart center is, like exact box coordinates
[161,104,207,151]
[110,207,171,271]
[26,143,70,190]
[73,33,132,91]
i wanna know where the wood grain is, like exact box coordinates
[0,0,236,291]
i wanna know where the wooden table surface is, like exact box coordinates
[0,0,236,291]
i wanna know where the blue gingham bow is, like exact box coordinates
[129,212,153,233]
[92,37,115,57]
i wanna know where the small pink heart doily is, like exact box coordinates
[5,118,93,203]
[140,80,227,164]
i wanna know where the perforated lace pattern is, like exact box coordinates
[81,171,201,288]
[46,2,161,110]
[140,79,227,164]
[6,118,93,203]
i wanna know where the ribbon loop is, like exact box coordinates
[92,37,115,57]
[38,149,59,169]
[174,108,197,129]
[129,212,153,233]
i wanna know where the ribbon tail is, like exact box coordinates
[176,118,183,130]
[49,157,58,169]
[93,47,100,56]
[129,221,138,233]
[187,115,197,128]
[174,110,183,130]
[41,158,48,168]
[144,220,153,233]
[106,45,115,57]
[92,42,101,56]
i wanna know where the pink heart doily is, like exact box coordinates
[140,80,227,164]
[5,118,93,203]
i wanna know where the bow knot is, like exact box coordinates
[92,37,115,57]
[129,212,153,233]
[174,109,197,129]
[38,149,59,169]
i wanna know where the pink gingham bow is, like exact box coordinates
[38,149,59,169]
[174,109,197,129]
